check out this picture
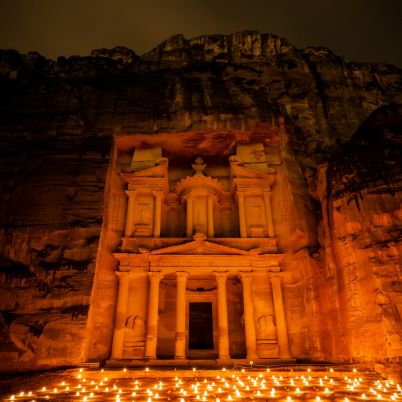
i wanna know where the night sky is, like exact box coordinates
[0,0,401,67]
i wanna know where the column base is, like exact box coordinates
[144,356,157,360]
[217,357,231,364]
[246,355,259,362]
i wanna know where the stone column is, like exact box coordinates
[263,190,275,237]
[153,191,164,238]
[145,272,162,359]
[207,195,215,238]
[111,272,130,358]
[214,272,230,360]
[270,276,291,359]
[239,272,258,360]
[124,190,137,237]
[237,191,247,238]
[175,272,189,359]
[186,197,194,237]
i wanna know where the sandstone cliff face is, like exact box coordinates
[326,105,402,377]
[0,31,401,374]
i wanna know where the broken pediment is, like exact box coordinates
[129,147,162,172]
[124,158,168,178]
[121,153,169,194]
[229,143,276,185]
[235,143,276,173]
[230,159,276,179]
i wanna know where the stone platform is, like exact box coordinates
[106,358,297,368]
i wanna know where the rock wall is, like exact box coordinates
[327,105,402,377]
[0,151,107,371]
[0,31,401,373]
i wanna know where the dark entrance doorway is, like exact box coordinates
[188,302,213,350]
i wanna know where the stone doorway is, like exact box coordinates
[188,302,214,350]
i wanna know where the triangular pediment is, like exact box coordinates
[149,238,252,256]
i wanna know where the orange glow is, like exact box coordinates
[3,366,401,401]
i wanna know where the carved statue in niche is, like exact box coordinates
[257,314,277,341]
[250,204,264,224]
[123,315,146,358]
[256,313,279,358]
[246,197,266,237]
[134,195,154,236]
[136,204,152,225]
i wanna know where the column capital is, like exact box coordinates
[183,193,194,202]
[214,271,229,280]
[236,189,246,199]
[125,189,138,197]
[239,271,254,281]
[270,275,282,284]
[152,190,165,199]
[176,271,189,281]
[148,271,163,281]
[207,193,218,201]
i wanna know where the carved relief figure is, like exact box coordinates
[123,315,146,356]
[257,314,277,341]
[137,204,152,225]
[245,196,266,236]
[250,204,264,224]
[126,315,146,333]
[192,157,207,176]
[134,195,155,236]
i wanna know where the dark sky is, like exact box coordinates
[0,0,401,66]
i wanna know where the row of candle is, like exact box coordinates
[4,366,401,401]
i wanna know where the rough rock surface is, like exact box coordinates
[0,31,401,375]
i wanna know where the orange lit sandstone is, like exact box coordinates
[0,32,400,381]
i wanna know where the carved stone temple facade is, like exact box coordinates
[85,131,296,364]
